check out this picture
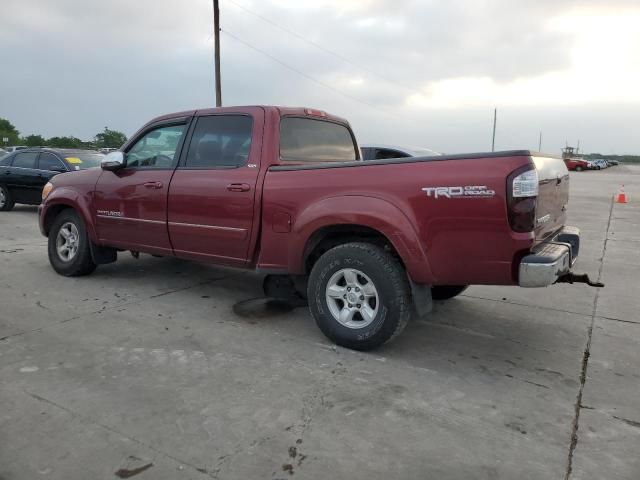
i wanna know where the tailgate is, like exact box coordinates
[532,156,569,242]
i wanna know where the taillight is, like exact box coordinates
[507,165,538,233]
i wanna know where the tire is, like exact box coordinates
[48,209,97,276]
[0,184,15,211]
[308,242,411,351]
[431,285,468,300]
[575,166,582,172]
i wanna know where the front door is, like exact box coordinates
[94,123,188,255]
[167,110,264,265]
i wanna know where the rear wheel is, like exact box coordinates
[575,166,583,172]
[48,210,97,276]
[308,242,411,351]
[0,185,15,211]
[431,285,468,300]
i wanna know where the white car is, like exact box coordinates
[3,146,28,153]
[360,143,441,160]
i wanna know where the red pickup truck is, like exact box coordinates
[39,106,595,350]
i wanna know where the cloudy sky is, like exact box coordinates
[2,0,639,154]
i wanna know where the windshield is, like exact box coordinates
[62,153,105,170]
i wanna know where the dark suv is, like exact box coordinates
[0,148,104,211]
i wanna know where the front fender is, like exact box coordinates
[40,187,98,243]
[288,195,434,284]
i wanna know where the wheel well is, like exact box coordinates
[303,225,403,274]
[43,205,73,236]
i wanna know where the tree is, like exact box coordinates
[94,127,127,149]
[47,136,84,148]
[23,134,46,147]
[0,118,20,146]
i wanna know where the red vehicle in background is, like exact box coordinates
[38,106,600,350]
[562,146,592,171]
[564,157,592,171]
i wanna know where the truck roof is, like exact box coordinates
[145,106,350,127]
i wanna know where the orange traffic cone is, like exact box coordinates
[616,185,627,204]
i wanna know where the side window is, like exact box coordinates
[0,155,12,166]
[360,147,374,160]
[38,153,66,171]
[375,148,408,160]
[184,115,253,168]
[126,125,186,169]
[280,117,357,162]
[12,152,38,169]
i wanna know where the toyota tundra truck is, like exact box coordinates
[38,106,599,350]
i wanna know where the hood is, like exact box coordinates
[50,167,102,188]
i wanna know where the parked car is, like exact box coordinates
[591,159,608,170]
[606,159,619,166]
[3,146,28,153]
[39,105,596,351]
[0,148,104,211]
[563,157,592,171]
[361,144,441,160]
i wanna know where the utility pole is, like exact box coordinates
[213,0,222,107]
[491,108,497,152]
[576,139,580,155]
[538,131,542,152]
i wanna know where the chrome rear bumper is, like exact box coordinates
[519,226,580,287]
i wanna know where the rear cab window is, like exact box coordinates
[279,117,358,163]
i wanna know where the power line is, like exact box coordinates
[224,0,417,94]
[221,29,393,115]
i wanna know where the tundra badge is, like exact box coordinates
[422,186,496,199]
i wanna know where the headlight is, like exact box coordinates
[42,182,54,200]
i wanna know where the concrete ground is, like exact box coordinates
[1,165,638,480]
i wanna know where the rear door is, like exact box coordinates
[6,151,40,203]
[94,120,189,254]
[167,109,264,265]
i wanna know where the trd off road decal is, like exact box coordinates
[96,210,123,217]
[421,186,496,199]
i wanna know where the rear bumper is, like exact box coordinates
[519,226,580,287]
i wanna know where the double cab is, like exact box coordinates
[39,106,593,350]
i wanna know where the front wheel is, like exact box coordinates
[0,184,15,211]
[575,166,583,172]
[48,210,97,276]
[308,242,411,351]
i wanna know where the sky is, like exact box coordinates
[1,0,639,154]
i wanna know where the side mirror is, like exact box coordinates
[101,151,125,171]
[49,166,67,173]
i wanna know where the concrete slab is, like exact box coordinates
[1,164,639,479]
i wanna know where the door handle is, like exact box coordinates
[227,183,251,192]
[143,181,163,189]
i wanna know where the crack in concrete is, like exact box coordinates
[460,293,594,319]
[0,274,239,342]
[564,197,614,480]
[598,315,640,326]
[23,390,214,478]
